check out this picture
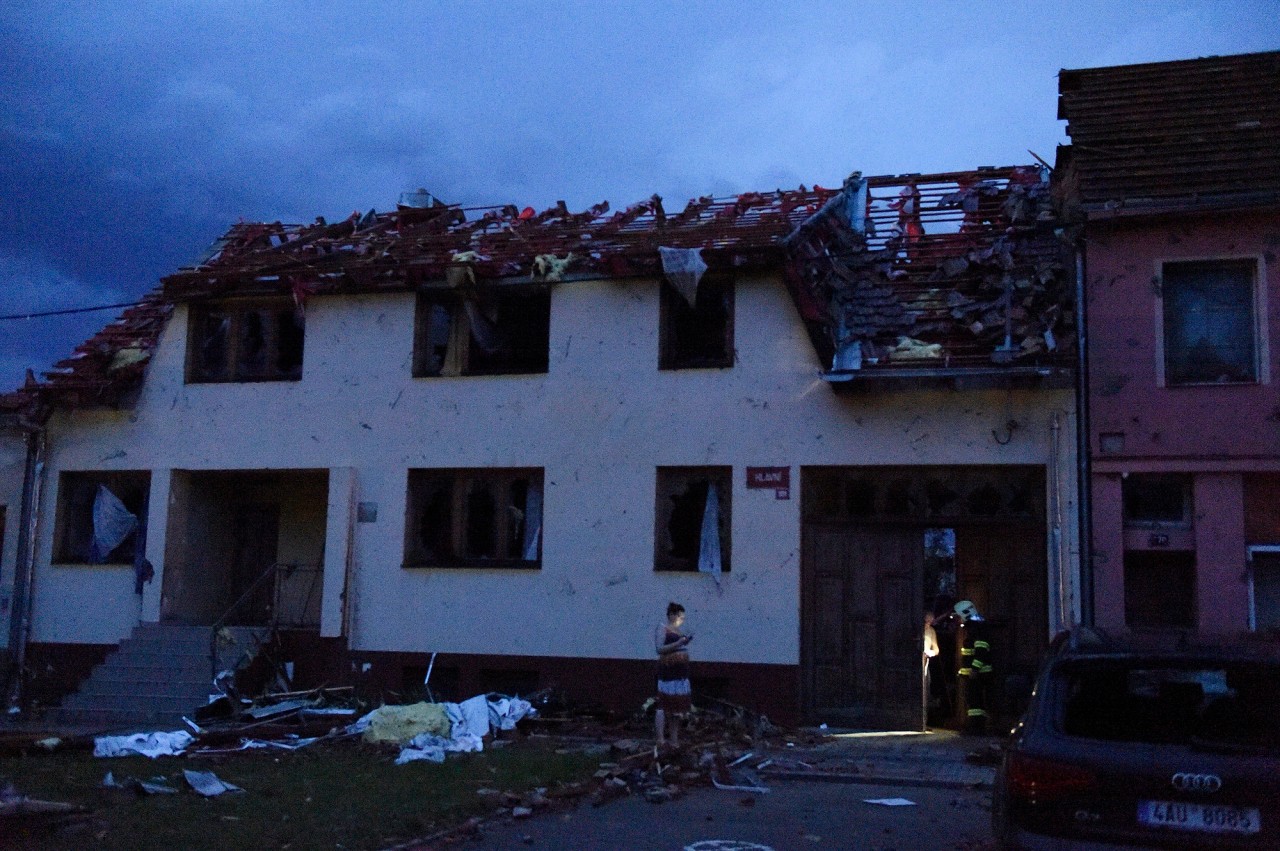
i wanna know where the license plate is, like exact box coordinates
[1138,800,1261,835]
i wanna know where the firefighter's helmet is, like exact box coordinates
[954,599,981,622]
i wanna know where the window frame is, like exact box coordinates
[654,466,732,573]
[1121,473,1193,529]
[404,468,544,569]
[412,287,551,378]
[186,297,306,384]
[658,274,735,370]
[1156,257,1266,388]
[52,470,151,565]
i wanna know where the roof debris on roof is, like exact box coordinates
[1057,50,1280,212]
[161,187,835,300]
[784,166,1074,376]
[10,164,1076,417]
[27,292,173,414]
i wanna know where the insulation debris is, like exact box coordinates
[353,702,452,744]
[531,252,576,282]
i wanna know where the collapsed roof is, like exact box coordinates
[7,164,1075,418]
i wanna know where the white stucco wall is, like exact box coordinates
[27,274,1080,663]
[0,425,27,647]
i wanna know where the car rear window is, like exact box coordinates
[1057,659,1280,750]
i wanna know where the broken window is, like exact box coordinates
[659,275,734,370]
[1162,260,1258,385]
[188,299,305,383]
[1123,474,1192,527]
[404,469,543,568]
[655,467,731,573]
[53,471,150,564]
[413,289,550,377]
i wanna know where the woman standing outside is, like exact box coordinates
[655,602,693,748]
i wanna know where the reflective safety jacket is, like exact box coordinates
[958,619,993,678]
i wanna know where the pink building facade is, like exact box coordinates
[1085,211,1280,634]
[1060,50,1280,635]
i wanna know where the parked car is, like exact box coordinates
[992,627,1280,849]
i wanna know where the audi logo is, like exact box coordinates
[1171,772,1222,793]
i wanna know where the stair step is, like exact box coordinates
[56,621,275,724]
[52,707,189,730]
[93,665,209,683]
[74,679,210,700]
[60,693,207,713]
[98,665,210,682]
[119,637,211,654]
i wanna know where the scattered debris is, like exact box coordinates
[0,783,87,818]
[863,797,917,806]
[182,770,244,797]
[0,782,92,841]
[93,730,194,759]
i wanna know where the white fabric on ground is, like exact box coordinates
[488,697,534,731]
[94,730,193,758]
[444,693,491,739]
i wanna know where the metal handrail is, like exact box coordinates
[209,561,321,682]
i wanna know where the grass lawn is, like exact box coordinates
[1,738,600,850]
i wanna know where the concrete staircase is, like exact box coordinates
[54,622,258,730]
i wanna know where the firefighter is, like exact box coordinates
[954,599,993,735]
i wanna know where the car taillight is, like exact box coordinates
[1006,753,1097,803]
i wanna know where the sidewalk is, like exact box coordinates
[757,728,997,790]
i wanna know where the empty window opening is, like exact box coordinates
[1122,474,1191,526]
[53,471,151,564]
[655,467,731,572]
[659,275,734,370]
[1124,550,1196,629]
[1162,259,1258,385]
[414,289,550,377]
[1251,551,1280,634]
[405,469,543,568]
[189,299,305,383]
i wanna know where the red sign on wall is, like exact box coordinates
[746,466,790,499]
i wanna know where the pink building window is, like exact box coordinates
[1161,259,1258,385]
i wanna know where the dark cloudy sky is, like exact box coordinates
[2,1,1277,390]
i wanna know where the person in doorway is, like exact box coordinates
[923,610,940,725]
[954,599,993,735]
[655,601,693,749]
[930,594,958,723]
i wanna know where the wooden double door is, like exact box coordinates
[802,523,1045,728]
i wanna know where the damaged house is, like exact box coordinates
[1059,50,1280,635]
[0,165,1079,729]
